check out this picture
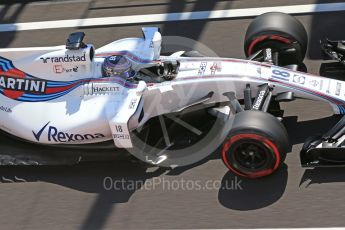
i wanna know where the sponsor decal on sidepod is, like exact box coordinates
[40,53,86,64]
[32,122,105,143]
[92,85,120,94]
[252,90,266,110]
[0,56,137,102]
[0,105,12,113]
[0,75,46,93]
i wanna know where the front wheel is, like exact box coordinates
[222,111,289,178]
[244,12,308,65]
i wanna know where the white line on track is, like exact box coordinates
[0,0,90,7]
[231,229,345,230]
[1,2,345,32]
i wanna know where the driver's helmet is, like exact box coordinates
[102,55,134,78]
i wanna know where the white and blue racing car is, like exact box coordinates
[0,12,344,178]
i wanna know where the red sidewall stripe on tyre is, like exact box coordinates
[222,133,281,178]
[247,35,292,56]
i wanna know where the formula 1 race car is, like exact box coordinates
[1,12,345,178]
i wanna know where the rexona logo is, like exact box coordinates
[40,53,86,64]
[33,122,105,143]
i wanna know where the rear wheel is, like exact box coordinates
[244,12,308,65]
[222,110,289,178]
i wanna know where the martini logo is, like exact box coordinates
[33,122,105,142]
[40,53,86,64]
[0,75,46,93]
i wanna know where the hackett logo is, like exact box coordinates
[40,53,86,64]
[92,86,120,94]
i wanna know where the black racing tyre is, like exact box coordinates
[222,110,289,179]
[244,12,308,64]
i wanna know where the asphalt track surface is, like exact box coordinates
[1,0,345,229]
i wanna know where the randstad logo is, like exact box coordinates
[40,53,86,64]
[32,122,105,142]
